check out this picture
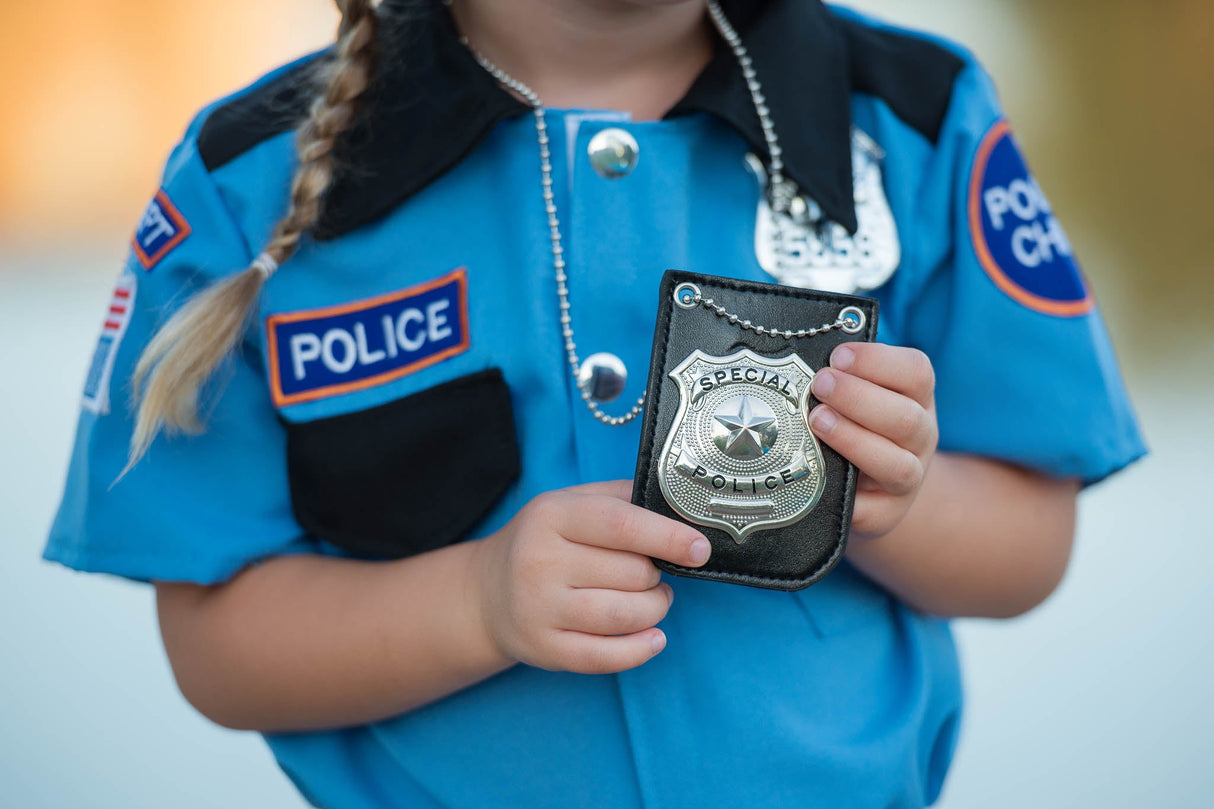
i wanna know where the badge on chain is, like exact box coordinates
[632,271,878,591]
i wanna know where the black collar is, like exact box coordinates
[318,0,855,239]
[666,0,855,232]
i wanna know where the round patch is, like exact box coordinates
[968,121,1092,316]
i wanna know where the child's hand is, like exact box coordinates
[471,481,709,674]
[808,343,939,542]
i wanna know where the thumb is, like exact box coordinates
[558,479,634,501]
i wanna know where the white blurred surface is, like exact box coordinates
[0,256,305,808]
[3,254,1212,808]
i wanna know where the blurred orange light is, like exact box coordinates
[0,0,339,244]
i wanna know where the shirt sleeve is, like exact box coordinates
[897,60,1146,484]
[44,122,315,584]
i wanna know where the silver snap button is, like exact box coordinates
[577,352,628,402]
[587,128,639,179]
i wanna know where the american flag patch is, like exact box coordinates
[82,271,138,414]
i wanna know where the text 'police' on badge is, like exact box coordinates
[266,268,470,407]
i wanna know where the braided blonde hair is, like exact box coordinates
[128,0,381,466]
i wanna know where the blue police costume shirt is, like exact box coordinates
[46,1,1145,807]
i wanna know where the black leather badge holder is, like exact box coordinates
[632,270,879,591]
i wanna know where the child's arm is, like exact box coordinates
[808,342,1078,618]
[156,482,709,733]
[843,453,1076,618]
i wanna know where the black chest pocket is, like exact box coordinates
[284,369,521,559]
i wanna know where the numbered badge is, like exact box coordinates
[658,348,826,543]
[747,128,900,295]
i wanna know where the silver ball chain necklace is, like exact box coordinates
[462,1,802,426]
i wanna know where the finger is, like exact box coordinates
[857,471,885,493]
[559,584,674,636]
[550,627,667,674]
[558,480,633,500]
[566,545,663,591]
[828,343,935,407]
[811,369,936,455]
[552,494,711,568]
[849,490,905,539]
[808,405,925,496]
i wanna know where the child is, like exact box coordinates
[46,0,1144,806]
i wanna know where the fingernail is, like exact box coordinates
[650,630,667,655]
[690,538,711,566]
[813,369,836,398]
[661,582,674,604]
[810,406,836,434]
[832,345,855,371]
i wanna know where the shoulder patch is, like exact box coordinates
[266,268,470,407]
[968,120,1092,317]
[82,270,138,414]
[131,191,191,270]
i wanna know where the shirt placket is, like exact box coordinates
[562,114,695,485]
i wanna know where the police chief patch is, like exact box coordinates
[266,268,469,407]
[132,191,191,270]
[969,120,1092,317]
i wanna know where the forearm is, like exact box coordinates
[845,452,1079,619]
[156,540,511,733]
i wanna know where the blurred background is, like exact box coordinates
[1,1,1210,807]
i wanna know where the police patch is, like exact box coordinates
[132,190,191,270]
[969,120,1092,316]
[266,268,470,407]
[82,270,138,414]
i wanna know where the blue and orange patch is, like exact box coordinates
[131,190,191,270]
[265,268,470,407]
[968,120,1092,317]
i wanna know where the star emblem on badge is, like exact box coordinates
[711,394,779,460]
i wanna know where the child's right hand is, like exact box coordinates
[471,480,711,674]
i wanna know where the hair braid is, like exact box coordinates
[126,0,381,468]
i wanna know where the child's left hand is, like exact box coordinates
[808,342,938,542]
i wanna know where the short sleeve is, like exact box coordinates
[899,61,1146,484]
[44,122,312,584]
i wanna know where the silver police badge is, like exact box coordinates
[747,128,901,295]
[658,348,826,544]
